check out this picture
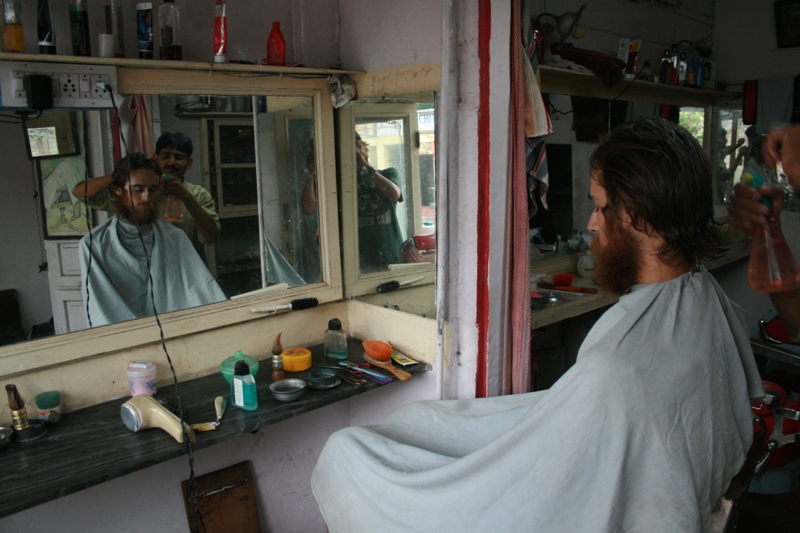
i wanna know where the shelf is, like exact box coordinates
[538,65,736,107]
[0,52,362,78]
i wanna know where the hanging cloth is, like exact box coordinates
[128,95,155,155]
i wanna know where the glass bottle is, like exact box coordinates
[231,361,257,410]
[677,52,688,85]
[38,0,56,55]
[742,171,800,293]
[267,21,286,66]
[324,318,348,359]
[3,0,25,54]
[271,354,284,382]
[159,0,182,60]
[69,0,91,56]
[658,48,670,84]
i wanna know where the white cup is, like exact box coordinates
[98,33,115,58]
[127,361,157,396]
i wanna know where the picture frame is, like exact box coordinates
[774,0,800,48]
[37,113,93,239]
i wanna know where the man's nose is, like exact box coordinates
[587,212,598,233]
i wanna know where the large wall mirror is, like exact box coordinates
[338,93,437,318]
[0,66,342,365]
[535,68,733,271]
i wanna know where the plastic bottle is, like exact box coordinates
[3,0,25,53]
[69,0,91,56]
[677,52,688,85]
[742,171,800,293]
[658,48,670,84]
[159,0,182,60]
[267,21,286,66]
[162,174,184,220]
[136,2,153,59]
[38,0,56,55]
[324,318,347,359]
[213,0,227,63]
[231,360,258,410]
[105,1,126,58]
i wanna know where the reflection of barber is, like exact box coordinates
[78,153,226,328]
[355,134,405,273]
[72,132,220,258]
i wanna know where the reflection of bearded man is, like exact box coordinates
[114,189,160,225]
[591,211,641,295]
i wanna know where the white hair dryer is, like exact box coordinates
[120,395,194,444]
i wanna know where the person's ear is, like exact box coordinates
[185,158,194,172]
[112,184,123,197]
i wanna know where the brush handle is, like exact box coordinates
[364,355,412,381]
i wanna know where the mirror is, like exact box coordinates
[0,89,331,343]
[338,94,437,317]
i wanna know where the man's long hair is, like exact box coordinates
[589,116,724,268]
[111,152,163,190]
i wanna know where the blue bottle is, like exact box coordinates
[231,360,257,410]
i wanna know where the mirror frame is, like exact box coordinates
[0,62,344,377]
[341,64,441,298]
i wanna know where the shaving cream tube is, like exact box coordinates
[136,2,153,59]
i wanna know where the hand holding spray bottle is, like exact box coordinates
[742,166,800,292]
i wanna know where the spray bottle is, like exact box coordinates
[742,169,800,292]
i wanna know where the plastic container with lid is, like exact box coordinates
[282,347,312,372]
[35,391,61,423]
[127,360,157,396]
[220,350,259,383]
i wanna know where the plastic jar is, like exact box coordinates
[127,361,157,396]
[35,391,61,423]
[282,347,312,372]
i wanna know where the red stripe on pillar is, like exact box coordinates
[476,0,491,398]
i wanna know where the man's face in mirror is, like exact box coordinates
[113,168,162,225]
[154,146,193,180]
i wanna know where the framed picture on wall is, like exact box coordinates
[37,113,93,239]
[774,0,800,48]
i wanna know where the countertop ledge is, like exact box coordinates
[0,338,427,519]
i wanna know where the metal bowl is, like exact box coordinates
[0,427,13,450]
[269,378,307,402]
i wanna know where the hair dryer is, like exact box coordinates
[120,395,195,444]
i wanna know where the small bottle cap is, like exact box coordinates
[234,360,249,376]
[328,318,342,331]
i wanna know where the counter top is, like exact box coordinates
[0,338,427,519]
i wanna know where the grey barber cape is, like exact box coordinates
[311,268,763,533]
[79,216,227,327]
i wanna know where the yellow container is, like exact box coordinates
[282,347,312,372]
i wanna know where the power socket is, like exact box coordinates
[59,73,79,100]
[90,74,111,99]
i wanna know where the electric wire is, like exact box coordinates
[91,85,206,533]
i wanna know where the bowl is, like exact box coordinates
[0,427,12,450]
[220,350,260,384]
[552,273,575,286]
[269,378,307,402]
[308,368,341,390]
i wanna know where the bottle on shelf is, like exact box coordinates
[38,0,56,55]
[214,0,227,63]
[658,48,671,84]
[324,318,348,359]
[677,52,688,85]
[267,21,286,66]
[230,361,258,411]
[105,0,127,58]
[159,0,182,60]
[3,0,25,54]
[69,0,91,56]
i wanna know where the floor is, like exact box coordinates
[735,487,800,532]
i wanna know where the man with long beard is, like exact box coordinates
[311,117,764,533]
[78,153,226,328]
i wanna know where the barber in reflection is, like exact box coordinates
[78,153,227,328]
[72,132,220,260]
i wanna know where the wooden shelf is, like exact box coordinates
[538,65,736,107]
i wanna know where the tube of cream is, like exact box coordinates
[136,2,153,59]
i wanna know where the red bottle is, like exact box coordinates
[267,21,285,66]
